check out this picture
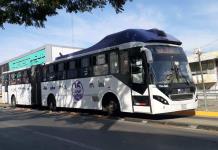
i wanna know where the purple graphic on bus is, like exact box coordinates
[72,80,84,101]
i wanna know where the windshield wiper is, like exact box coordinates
[169,56,191,85]
[177,68,191,85]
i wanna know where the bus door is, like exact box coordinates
[130,49,151,113]
[4,74,9,103]
[30,65,42,107]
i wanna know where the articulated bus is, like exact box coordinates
[2,29,198,114]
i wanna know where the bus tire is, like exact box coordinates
[102,93,120,116]
[47,94,56,112]
[11,95,16,108]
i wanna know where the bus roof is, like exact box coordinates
[56,28,182,60]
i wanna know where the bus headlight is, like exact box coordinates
[153,95,169,105]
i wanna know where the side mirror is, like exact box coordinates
[140,47,153,64]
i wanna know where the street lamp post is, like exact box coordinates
[195,48,207,111]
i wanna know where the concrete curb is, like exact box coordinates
[123,118,218,132]
[171,110,218,118]
[147,120,218,131]
[195,111,218,118]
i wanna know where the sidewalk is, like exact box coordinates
[143,116,218,131]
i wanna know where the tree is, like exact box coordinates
[0,0,131,28]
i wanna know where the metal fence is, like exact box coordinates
[197,90,218,111]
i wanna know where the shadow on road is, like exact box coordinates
[0,124,217,150]
[0,105,194,126]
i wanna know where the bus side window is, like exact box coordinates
[22,70,30,84]
[120,51,129,74]
[10,73,16,85]
[57,62,66,80]
[81,57,91,77]
[93,53,109,76]
[9,74,11,85]
[131,58,144,84]
[16,71,22,84]
[67,60,78,79]
[2,74,8,86]
[47,65,56,81]
[110,52,119,74]
[42,66,47,82]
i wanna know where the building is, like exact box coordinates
[188,51,218,90]
[0,44,81,97]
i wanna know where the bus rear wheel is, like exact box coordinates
[47,95,56,112]
[102,94,120,116]
[11,95,16,108]
[107,100,120,115]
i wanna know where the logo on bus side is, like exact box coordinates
[72,80,84,101]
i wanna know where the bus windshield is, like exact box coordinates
[147,45,193,85]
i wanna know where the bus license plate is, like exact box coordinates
[181,104,187,109]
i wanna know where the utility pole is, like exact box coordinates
[195,48,207,111]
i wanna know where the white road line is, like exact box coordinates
[32,130,101,150]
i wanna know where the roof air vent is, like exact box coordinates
[148,28,166,37]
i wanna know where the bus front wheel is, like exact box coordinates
[11,95,16,108]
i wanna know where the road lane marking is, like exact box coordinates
[20,127,100,150]
[31,130,101,150]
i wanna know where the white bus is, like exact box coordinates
[2,29,198,114]
[2,66,42,107]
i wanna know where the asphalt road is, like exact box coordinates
[0,107,217,150]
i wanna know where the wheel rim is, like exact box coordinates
[107,101,118,115]
[49,101,54,111]
[11,97,16,108]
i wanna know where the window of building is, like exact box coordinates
[202,61,207,71]
[190,62,200,75]
[207,60,214,70]
[206,60,215,74]
[110,52,119,74]
[93,54,108,76]
[120,51,129,74]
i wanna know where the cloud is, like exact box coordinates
[2,0,218,62]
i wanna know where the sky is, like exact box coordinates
[1,0,218,62]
